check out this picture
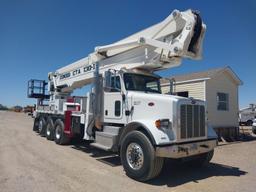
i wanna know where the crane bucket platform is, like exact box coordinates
[51,9,206,92]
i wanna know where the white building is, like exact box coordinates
[161,66,243,139]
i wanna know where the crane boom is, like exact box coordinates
[49,9,206,93]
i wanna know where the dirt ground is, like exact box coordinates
[0,111,256,192]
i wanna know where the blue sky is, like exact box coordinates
[0,0,255,108]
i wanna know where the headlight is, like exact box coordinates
[155,119,170,129]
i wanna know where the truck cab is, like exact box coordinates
[100,69,217,148]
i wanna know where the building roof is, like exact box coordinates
[161,66,243,85]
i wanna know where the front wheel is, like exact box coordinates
[120,131,164,181]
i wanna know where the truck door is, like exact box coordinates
[103,75,123,122]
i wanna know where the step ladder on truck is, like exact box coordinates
[27,9,218,181]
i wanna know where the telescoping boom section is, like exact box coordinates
[30,9,217,182]
[50,9,206,92]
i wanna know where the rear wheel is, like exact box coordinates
[46,117,55,141]
[38,116,46,136]
[33,117,39,132]
[54,119,70,145]
[120,131,164,181]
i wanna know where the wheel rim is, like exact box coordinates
[126,142,144,170]
[46,125,51,136]
[55,125,61,140]
[38,120,43,132]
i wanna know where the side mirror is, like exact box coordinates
[104,71,112,89]
[122,93,126,101]
[169,78,175,95]
[104,70,121,92]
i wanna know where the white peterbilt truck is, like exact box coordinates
[28,9,217,181]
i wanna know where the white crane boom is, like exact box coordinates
[49,9,206,92]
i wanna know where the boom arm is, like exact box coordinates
[49,9,206,93]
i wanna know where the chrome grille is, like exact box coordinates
[180,104,205,139]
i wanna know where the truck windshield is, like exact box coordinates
[123,73,161,93]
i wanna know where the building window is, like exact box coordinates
[217,92,229,111]
[176,91,189,98]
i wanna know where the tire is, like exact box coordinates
[189,150,214,167]
[33,117,39,132]
[246,120,253,126]
[38,116,46,136]
[252,126,256,134]
[120,131,164,181]
[46,117,55,141]
[54,119,70,145]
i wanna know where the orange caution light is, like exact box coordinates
[155,120,161,129]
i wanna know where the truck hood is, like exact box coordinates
[127,91,205,122]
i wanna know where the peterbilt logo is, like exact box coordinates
[189,97,196,104]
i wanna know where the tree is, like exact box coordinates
[0,104,8,110]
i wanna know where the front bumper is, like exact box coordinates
[155,138,217,158]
